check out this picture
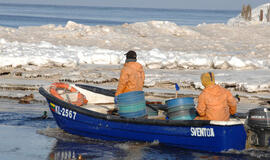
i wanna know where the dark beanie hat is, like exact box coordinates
[125,50,137,59]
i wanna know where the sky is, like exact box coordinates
[0,0,269,10]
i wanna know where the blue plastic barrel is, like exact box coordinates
[117,91,146,118]
[165,97,196,120]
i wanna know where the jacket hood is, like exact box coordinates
[124,62,144,72]
[203,84,224,96]
[201,72,215,87]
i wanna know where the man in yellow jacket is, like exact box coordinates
[195,72,237,121]
[115,50,145,99]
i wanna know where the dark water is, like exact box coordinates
[0,98,269,160]
[0,3,239,28]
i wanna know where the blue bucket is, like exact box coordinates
[168,108,197,120]
[165,97,196,120]
[117,91,146,118]
[165,97,194,108]
[167,104,195,113]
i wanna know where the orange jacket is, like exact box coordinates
[195,84,237,121]
[115,62,145,96]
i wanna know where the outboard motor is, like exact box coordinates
[247,107,270,147]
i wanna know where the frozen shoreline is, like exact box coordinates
[1,21,270,70]
[1,21,270,94]
[0,64,270,114]
[1,64,270,93]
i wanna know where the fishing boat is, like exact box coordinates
[39,83,247,153]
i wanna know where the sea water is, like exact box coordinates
[0,3,239,28]
[0,2,270,160]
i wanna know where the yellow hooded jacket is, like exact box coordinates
[115,62,145,96]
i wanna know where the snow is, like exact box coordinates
[0,38,269,70]
[0,4,270,94]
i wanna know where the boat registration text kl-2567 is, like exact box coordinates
[50,103,77,120]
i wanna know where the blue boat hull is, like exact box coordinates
[39,86,246,153]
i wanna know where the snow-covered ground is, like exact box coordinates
[0,4,270,101]
[1,21,270,70]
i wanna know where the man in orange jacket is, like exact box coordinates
[195,72,237,121]
[115,50,145,100]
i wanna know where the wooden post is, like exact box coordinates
[247,4,252,21]
[267,7,270,22]
[260,9,263,21]
[244,5,248,20]
[241,5,245,18]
